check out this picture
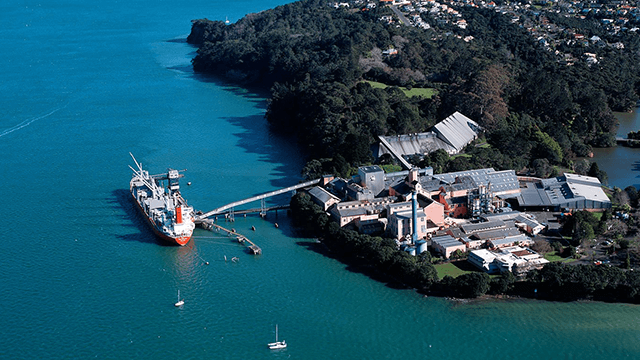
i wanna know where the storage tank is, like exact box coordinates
[405,246,416,256]
[416,240,428,254]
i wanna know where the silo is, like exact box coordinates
[416,240,428,254]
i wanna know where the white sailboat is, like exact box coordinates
[174,290,184,307]
[268,324,286,349]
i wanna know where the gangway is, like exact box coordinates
[196,179,321,219]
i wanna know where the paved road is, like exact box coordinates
[390,5,411,26]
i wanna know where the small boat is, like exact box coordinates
[174,290,184,307]
[268,324,286,350]
[225,16,230,24]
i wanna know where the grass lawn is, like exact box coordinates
[544,252,577,263]
[403,87,437,98]
[381,164,403,173]
[364,80,437,98]
[451,153,472,160]
[434,261,477,279]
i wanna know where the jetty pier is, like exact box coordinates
[193,178,322,254]
[196,178,321,220]
[197,219,262,255]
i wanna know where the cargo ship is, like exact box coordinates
[129,153,195,246]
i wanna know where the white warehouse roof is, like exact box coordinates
[433,112,482,152]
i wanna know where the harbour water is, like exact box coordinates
[592,111,640,189]
[1,1,640,359]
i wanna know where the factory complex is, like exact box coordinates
[306,165,610,275]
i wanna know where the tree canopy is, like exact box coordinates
[188,0,639,175]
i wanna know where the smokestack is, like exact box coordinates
[176,206,183,224]
[412,191,418,244]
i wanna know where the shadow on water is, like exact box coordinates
[165,38,188,44]
[190,75,304,189]
[294,238,411,291]
[227,114,303,189]
[110,189,175,246]
[250,213,405,288]
[176,60,303,190]
[221,181,411,291]
[182,61,272,98]
[630,161,640,188]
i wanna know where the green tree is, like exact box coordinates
[533,129,563,164]
[624,186,639,208]
[532,158,551,177]
[301,159,324,181]
[491,271,516,294]
[451,272,491,298]
[588,162,608,185]
[624,252,631,269]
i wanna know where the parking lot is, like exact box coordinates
[525,210,625,267]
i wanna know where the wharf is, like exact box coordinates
[196,218,262,255]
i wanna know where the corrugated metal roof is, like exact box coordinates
[432,234,463,247]
[471,227,521,240]
[515,215,540,229]
[480,210,523,222]
[517,181,553,206]
[490,234,531,246]
[517,173,610,208]
[433,112,481,152]
[434,168,494,184]
[432,168,519,195]
[461,220,506,233]
[308,186,340,204]
[378,132,455,157]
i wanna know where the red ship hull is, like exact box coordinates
[131,193,192,246]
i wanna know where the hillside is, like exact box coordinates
[188,0,640,179]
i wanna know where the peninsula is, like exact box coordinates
[188,0,640,301]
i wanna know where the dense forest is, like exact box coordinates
[187,0,640,179]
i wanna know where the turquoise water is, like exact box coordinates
[1,1,640,359]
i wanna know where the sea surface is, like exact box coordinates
[1,1,640,359]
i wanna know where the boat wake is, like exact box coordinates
[0,104,68,138]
